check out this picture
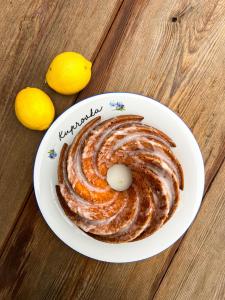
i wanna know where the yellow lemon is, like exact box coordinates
[46,52,92,95]
[15,87,55,130]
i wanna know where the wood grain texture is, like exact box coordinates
[155,161,225,300]
[0,0,122,250]
[0,0,225,299]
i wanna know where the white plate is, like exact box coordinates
[34,93,204,263]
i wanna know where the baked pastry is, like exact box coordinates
[57,115,184,243]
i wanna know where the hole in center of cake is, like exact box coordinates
[106,164,133,192]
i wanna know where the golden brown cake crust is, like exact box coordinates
[57,115,184,243]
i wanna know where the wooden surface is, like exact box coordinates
[0,0,224,299]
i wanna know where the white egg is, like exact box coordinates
[107,164,132,191]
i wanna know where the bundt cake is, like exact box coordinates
[57,115,184,243]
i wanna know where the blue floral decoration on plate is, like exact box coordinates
[48,149,57,159]
[110,101,125,111]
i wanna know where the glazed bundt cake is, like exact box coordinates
[57,115,184,243]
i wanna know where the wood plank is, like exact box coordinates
[154,161,225,300]
[1,0,225,298]
[0,0,123,250]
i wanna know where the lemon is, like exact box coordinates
[15,87,55,130]
[46,52,92,95]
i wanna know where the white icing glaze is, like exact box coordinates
[112,183,141,235]
[83,121,140,179]
[68,120,110,193]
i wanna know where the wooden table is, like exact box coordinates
[0,1,224,299]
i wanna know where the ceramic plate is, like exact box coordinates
[34,93,204,263]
